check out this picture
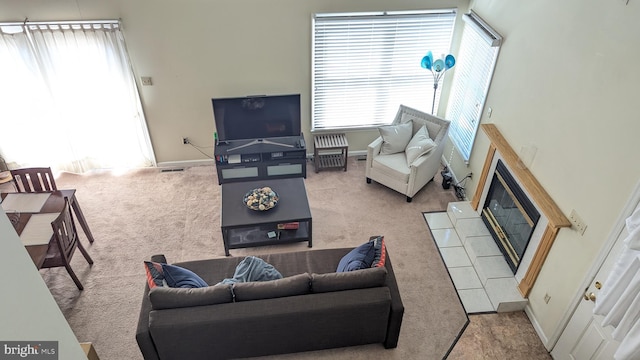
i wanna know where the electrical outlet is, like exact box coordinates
[141,76,153,86]
[544,293,551,304]
[569,209,587,235]
[182,137,189,145]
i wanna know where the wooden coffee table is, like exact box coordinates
[220,177,312,256]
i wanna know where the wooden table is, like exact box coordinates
[1,190,95,268]
[313,133,348,172]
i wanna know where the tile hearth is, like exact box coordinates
[425,201,527,314]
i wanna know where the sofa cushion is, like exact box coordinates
[161,263,208,288]
[379,121,413,155]
[149,284,233,310]
[405,126,436,165]
[337,241,377,272]
[311,267,388,293]
[233,273,311,301]
[260,248,353,275]
[371,153,410,182]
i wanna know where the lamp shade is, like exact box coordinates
[433,59,445,72]
[445,54,456,69]
[420,51,456,115]
[420,51,434,70]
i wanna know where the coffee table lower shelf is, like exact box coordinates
[222,220,312,256]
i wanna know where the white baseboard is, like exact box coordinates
[525,304,552,351]
[159,151,366,169]
[157,159,215,168]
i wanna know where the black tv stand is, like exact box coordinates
[214,135,306,184]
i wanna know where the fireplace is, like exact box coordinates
[481,160,540,273]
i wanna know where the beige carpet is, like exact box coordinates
[43,157,468,360]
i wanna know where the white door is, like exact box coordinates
[551,201,640,359]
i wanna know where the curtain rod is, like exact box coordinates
[0,19,119,27]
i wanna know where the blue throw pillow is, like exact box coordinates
[337,241,377,272]
[161,263,208,288]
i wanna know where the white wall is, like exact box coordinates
[0,210,86,359]
[460,0,640,345]
[0,0,468,163]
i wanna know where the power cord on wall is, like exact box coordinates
[184,139,215,159]
[453,173,472,201]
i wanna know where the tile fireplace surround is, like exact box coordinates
[433,124,572,313]
[425,203,527,313]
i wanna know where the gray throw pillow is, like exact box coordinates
[149,284,233,310]
[379,121,413,155]
[405,125,436,165]
[311,266,388,293]
[233,273,311,301]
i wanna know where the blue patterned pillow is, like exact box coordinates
[337,241,377,272]
[161,263,208,288]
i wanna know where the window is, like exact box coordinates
[312,10,456,131]
[0,21,155,173]
[445,11,502,162]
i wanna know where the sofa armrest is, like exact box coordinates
[406,136,447,197]
[135,254,167,360]
[383,254,404,348]
[136,284,160,360]
[368,136,383,154]
[366,137,383,178]
[367,137,383,159]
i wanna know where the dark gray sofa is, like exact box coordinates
[136,247,404,360]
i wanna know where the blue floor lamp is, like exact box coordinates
[421,51,456,114]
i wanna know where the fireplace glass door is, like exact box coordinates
[481,160,540,273]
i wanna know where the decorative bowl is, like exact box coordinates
[243,186,279,211]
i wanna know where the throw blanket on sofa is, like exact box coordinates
[218,256,283,285]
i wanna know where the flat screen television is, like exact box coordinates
[212,94,301,142]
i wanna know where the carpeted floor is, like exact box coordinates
[29,157,545,359]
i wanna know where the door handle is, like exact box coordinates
[583,281,602,302]
[583,292,596,302]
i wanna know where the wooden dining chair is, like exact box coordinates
[43,198,93,290]
[11,167,57,193]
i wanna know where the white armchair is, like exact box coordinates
[366,105,450,202]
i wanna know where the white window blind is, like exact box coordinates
[446,11,501,162]
[312,10,456,131]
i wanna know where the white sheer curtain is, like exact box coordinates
[0,21,155,173]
